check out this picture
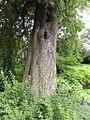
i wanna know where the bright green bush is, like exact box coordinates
[0,66,90,120]
[0,73,53,120]
[73,65,90,86]
[52,65,90,120]
[56,53,81,73]
[0,77,36,120]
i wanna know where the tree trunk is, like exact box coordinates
[23,3,57,96]
[23,43,31,81]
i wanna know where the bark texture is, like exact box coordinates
[23,3,57,96]
[23,43,31,81]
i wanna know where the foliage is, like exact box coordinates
[52,65,90,120]
[0,1,90,119]
[56,52,82,73]
[0,73,53,120]
[52,79,84,120]
[0,0,89,77]
[0,0,32,77]
[81,29,90,46]
[56,0,84,73]
[0,65,90,120]
[0,74,4,92]
[73,64,90,88]
[81,48,90,63]
[80,28,90,63]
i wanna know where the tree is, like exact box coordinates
[0,0,89,96]
[80,29,90,63]
[23,2,57,96]
[56,0,84,73]
[0,0,57,96]
[21,0,89,96]
[0,0,32,78]
[81,29,90,46]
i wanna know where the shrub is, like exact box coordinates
[0,67,90,120]
[52,66,90,120]
[56,53,81,73]
[0,73,53,120]
[52,83,84,120]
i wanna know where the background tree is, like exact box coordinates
[56,0,84,72]
[80,29,90,63]
[0,0,33,78]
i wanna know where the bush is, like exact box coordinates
[52,66,90,120]
[56,53,81,73]
[0,67,90,120]
[0,73,53,120]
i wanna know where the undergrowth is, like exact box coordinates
[0,65,90,120]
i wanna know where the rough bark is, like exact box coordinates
[23,43,31,81]
[23,3,57,96]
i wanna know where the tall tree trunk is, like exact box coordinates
[23,3,57,96]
